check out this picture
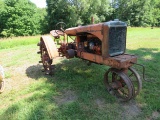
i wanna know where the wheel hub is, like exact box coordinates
[111,80,122,89]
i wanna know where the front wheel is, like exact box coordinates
[128,67,142,98]
[104,68,134,101]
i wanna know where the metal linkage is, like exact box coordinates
[130,62,148,82]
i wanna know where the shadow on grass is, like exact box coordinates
[25,58,112,100]
[127,47,160,80]
[25,64,44,80]
[0,104,20,119]
[127,47,160,63]
[1,58,119,120]
[127,48,160,113]
[1,48,160,119]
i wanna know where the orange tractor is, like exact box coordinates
[37,19,142,101]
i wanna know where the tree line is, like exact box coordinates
[0,0,160,37]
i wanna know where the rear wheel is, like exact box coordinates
[38,40,54,75]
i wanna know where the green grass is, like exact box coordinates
[0,28,160,120]
[0,36,41,49]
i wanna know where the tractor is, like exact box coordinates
[37,19,142,101]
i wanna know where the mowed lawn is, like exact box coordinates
[0,27,160,120]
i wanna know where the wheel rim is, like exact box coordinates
[104,68,134,101]
[128,67,142,97]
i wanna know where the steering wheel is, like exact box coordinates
[55,22,66,35]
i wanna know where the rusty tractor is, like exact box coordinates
[37,19,143,101]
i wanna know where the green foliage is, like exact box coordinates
[46,0,111,29]
[81,0,112,24]
[0,0,48,37]
[112,0,160,27]
[0,0,160,37]
[46,0,160,28]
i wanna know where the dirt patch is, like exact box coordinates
[120,100,142,119]
[147,111,160,120]
[95,98,106,109]
[54,90,77,106]
[151,111,160,119]
[3,63,36,92]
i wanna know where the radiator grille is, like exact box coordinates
[108,27,127,56]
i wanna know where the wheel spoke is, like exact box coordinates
[129,73,134,77]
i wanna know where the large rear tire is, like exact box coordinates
[40,41,53,75]
[37,36,59,75]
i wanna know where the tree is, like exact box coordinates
[0,0,48,37]
[0,0,5,35]
[112,0,160,27]
[46,0,111,30]
[81,0,112,24]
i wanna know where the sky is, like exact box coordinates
[30,0,47,8]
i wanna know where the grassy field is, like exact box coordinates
[0,27,160,120]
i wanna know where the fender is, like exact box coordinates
[41,36,59,59]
